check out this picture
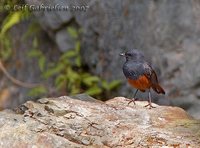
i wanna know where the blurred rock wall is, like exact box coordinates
[23,0,200,119]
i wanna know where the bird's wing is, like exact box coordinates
[143,62,158,84]
[143,62,165,94]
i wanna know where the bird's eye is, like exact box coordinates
[126,53,131,56]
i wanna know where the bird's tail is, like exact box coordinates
[152,84,165,94]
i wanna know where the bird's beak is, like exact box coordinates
[119,53,125,56]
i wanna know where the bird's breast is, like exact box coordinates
[123,62,142,80]
[127,75,151,91]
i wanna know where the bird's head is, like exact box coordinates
[120,49,145,62]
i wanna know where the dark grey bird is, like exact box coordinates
[120,49,165,108]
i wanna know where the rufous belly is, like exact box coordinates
[127,75,151,91]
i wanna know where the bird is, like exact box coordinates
[120,49,165,108]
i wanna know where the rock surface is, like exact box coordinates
[0,95,199,147]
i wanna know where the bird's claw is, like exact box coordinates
[128,99,136,105]
[126,98,138,105]
[144,103,156,109]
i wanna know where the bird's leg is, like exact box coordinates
[128,89,138,105]
[144,89,156,109]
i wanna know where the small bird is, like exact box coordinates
[120,49,165,108]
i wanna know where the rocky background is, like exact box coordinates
[1,0,200,119]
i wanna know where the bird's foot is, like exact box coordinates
[126,98,138,105]
[144,102,156,109]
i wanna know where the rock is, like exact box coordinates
[0,21,60,109]
[0,95,199,147]
[24,0,200,118]
[55,28,75,52]
[70,93,103,103]
[25,0,73,30]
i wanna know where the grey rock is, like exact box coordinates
[70,93,103,103]
[55,28,75,52]
[26,0,73,30]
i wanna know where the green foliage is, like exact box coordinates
[28,26,121,98]
[67,27,79,39]
[26,37,48,97]
[1,11,21,36]
[85,86,102,96]
[0,0,31,61]
[22,21,41,40]
[102,80,121,91]
[0,35,12,60]
[27,38,46,72]
[27,86,47,97]
[83,76,100,86]
[0,0,122,99]
[1,2,31,36]
[0,1,46,98]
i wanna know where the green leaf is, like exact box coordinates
[78,28,83,34]
[0,37,12,60]
[75,56,81,67]
[81,73,90,78]
[75,41,81,52]
[108,80,121,90]
[66,67,79,82]
[101,80,109,90]
[102,80,121,91]
[28,86,47,97]
[82,76,100,86]
[27,49,41,57]
[85,86,102,96]
[22,22,41,40]
[32,37,38,48]
[55,74,66,90]
[42,64,64,79]
[67,27,78,39]
[38,56,46,71]
[0,48,12,60]
[60,50,77,60]
[71,85,80,95]
[1,11,22,36]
